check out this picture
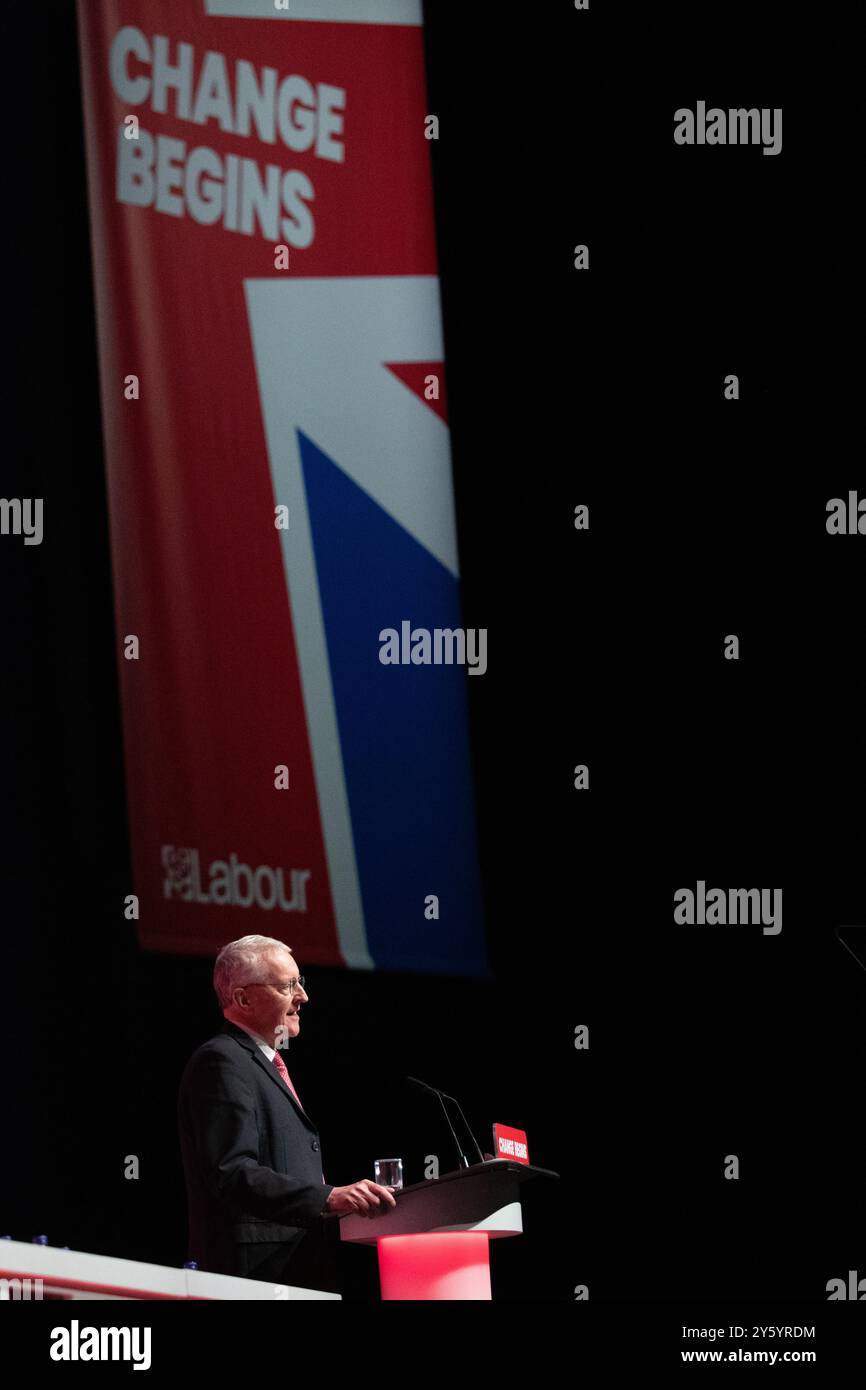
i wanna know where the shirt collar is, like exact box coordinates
[227,1017,276,1061]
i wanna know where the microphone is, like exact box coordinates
[407,1076,467,1168]
[438,1089,485,1166]
[406,1075,485,1170]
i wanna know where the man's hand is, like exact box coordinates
[325,1180,398,1218]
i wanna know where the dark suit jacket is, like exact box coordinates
[177,1019,336,1289]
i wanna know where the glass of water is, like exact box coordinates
[374,1157,403,1191]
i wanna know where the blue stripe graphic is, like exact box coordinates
[299,430,489,976]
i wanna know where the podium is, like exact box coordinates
[338,1159,558,1300]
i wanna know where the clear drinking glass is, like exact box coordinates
[374,1157,403,1191]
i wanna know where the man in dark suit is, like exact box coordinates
[178,934,396,1290]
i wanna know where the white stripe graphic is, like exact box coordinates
[244,276,457,970]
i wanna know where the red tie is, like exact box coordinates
[272,1050,302,1107]
[272,1052,327,1184]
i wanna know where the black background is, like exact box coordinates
[1,0,862,1310]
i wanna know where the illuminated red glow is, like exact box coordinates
[376,1233,491,1301]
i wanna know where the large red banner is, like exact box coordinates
[77,0,489,975]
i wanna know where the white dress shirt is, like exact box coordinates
[231,1018,277,1063]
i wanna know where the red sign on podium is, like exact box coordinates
[492,1124,529,1165]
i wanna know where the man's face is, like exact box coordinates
[231,952,308,1048]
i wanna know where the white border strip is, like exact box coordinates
[205,0,422,25]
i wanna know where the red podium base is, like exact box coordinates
[377,1232,491,1300]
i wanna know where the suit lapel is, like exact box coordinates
[253,1049,317,1126]
[221,1019,316,1128]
